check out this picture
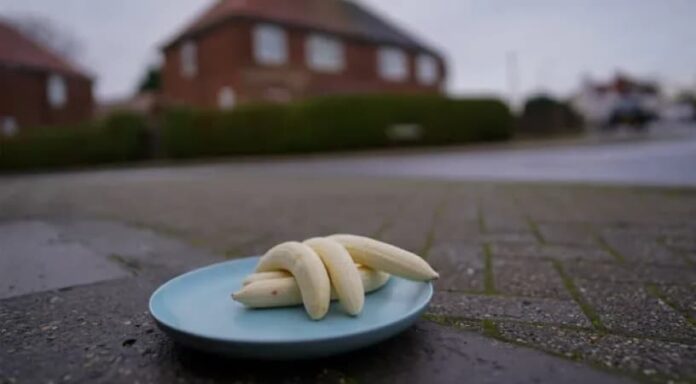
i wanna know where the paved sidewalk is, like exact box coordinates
[1,164,695,383]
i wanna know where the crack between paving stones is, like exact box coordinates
[550,260,607,332]
[424,315,686,384]
[482,243,497,294]
[645,283,696,327]
[594,233,627,263]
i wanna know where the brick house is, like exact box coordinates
[162,0,447,109]
[0,20,93,135]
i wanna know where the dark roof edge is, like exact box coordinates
[0,61,94,80]
[161,14,444,58]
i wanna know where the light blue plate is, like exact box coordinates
[149,256,433,359]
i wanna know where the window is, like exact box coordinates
[1,116,18,137]
[218,87,236,109]
[378,47,408,82]
[253,24,287,65]
[306,34,344,73]
[416,54,438,85]
[47,74,67,108]
[180,41,198,78]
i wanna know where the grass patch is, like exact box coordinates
[481,319,503,339]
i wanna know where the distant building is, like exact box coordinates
[0,20,93,135]
[572,74,659,128]
[161,0,447,109]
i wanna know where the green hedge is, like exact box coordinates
[0,112,149,171]
[161,95,513,158]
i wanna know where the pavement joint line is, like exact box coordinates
[656,236,695,267]
[525,216,546,244]
[426,315,659,384]
[419,195,450,259]
[481,319,503,339]
[107,254,141,276]
[482,243,497,294]
[550,259,607,332]
[438,288,578,301]
[371,200,409,240]
[476,201,487,234]
[645,283,696,327]
[594,233,627,263]
[426,312,696,348]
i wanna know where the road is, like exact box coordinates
[269,128,696,186]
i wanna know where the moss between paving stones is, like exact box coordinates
[425,315,690,384]
[482,243,497,294]
[551,260,607,331]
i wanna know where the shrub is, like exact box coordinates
[518,95,584,136]
[161,95,513,158]
[0,112,149,171]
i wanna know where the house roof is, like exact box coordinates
[164,0,440,55]
[0,19,89,78]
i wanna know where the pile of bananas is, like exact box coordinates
[232,234,439,320]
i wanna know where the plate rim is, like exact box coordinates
[148,256,433,345]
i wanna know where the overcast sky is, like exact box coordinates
[1,0,695,102]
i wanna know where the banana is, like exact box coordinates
[233,267,390,309]
[328,234,439,281]
[242,270,290,286]
[254,241,331,320]
[304,237,364,315]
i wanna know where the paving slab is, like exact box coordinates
[1,164,696,382]
[563,260,696,285]
[0,277,631,384]
[488,243,615,262]
[495,322,696,382]
[492,258,571,299]
[575,280,696,341]
[430,291,591,327]
[428,242,486,292]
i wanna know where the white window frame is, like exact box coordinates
[47,74,67,109]
[306,34,345,73]
[218,86,236,110]
[416,54,438,85]
[378,47,408,82]
[180,40,198,78]
[1,116,18,137]
[253,23,288,66]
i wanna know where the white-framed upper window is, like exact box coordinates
[47,74,67,109]
[416,54,438,85]
[306,34,345,73]
[378,47,408,82]
[253,23,287,65]
[1,116,18,137]
[218,86,236,110]
[180,40,198,78]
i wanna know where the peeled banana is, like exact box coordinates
[233,266,390,309]
[329,234,439,281]
[233,235,438,320]
[304,237,364,315]
[255,241,331,320]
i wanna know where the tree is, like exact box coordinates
[137,67,162,94]
[517,94,583,136]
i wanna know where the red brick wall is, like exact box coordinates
[162,20,446,108]
[0,66,93,129]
